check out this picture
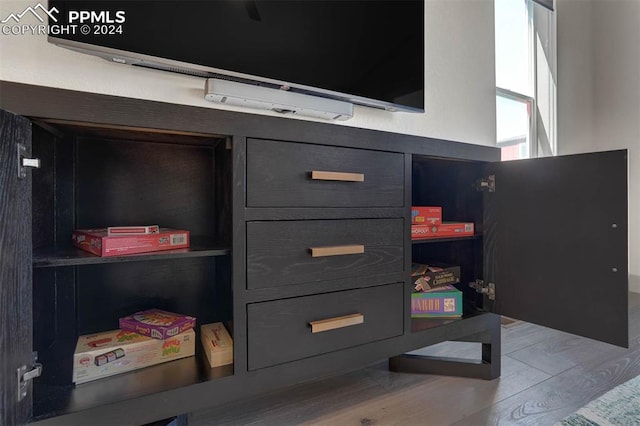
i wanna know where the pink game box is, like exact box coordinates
[119,309,196,340]
[72,228,189,257]
[411,222,474,239]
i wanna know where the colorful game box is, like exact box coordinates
[119,309,196,340]
[411,222,474,239]
[411,285,463,318]
[411,262,461,292]
[72,228,190,257]
[73,328,195,384]
[411,206,442,225]
[201,322,233,368]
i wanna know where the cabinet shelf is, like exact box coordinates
[32,342,233,422]
[33,240,230,268]
[411,234,481,245]
[411,311,484,333]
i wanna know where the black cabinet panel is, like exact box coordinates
[75,138,217,237]
[247,218,404,289]
[246,139,404,207]
[247,283,404,370]
[75,258,222,335]
[486,150,628,347]
[0,109,33,425]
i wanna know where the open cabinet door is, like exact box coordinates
[484,150,628,347]
[0,109,34,425]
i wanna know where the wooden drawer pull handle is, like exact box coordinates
[309,313,364,333]
[310,170,365,182]
[309,244,365,257]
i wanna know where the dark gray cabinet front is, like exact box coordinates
[484,150,628,347]
[246,218,404,289]
[246,138,404,207]
[0,109,34,425]
[247,283,404,370]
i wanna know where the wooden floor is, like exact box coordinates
[190,293,640,426]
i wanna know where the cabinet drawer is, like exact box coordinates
[247,219,404,290]
[246,139,404,207]
[247,283,403,370]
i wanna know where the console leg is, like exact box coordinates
[389,315,501,380]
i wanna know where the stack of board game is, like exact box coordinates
[72,225,190,257]
[72,309,234,384]
[411,262,463,318]
[411,206,474,239]
[72,309,196,384]
[120,310,232,369]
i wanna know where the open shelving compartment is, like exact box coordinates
[401,149,629,381]
[29,121,234,421]
[410,155,486,333]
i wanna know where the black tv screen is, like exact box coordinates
[49,1,424,112]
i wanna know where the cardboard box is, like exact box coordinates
[411,206,442,225]
[119,309,196,340]
[411,262,461,292]
[73,329,195,384]
[411,222,474,239]
[201,322,233,368]
[411,285,463,318]
[72,228,190,257]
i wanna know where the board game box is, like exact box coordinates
[119,309,196,340]
[411,262,461,292]
[411,285,463,318]
[201,322,233,368]
[411,206,442,225]
[411,222,474,239]
[72,228,190,257]
[73,328,195,384]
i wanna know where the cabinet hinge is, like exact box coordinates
[475,175,495,192]
[470,280,495,300]
[17,143,41,179]
[17,352,42,402]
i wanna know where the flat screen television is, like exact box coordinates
[48,1,424,113]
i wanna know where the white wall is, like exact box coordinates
[557,0,640,292]
[556,0,597,152]
[0,0,497,146]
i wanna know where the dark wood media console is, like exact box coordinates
[0,82,628,425]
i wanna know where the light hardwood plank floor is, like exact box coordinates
[189,293,640,426]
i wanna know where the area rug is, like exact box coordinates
[556,374,640,425]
